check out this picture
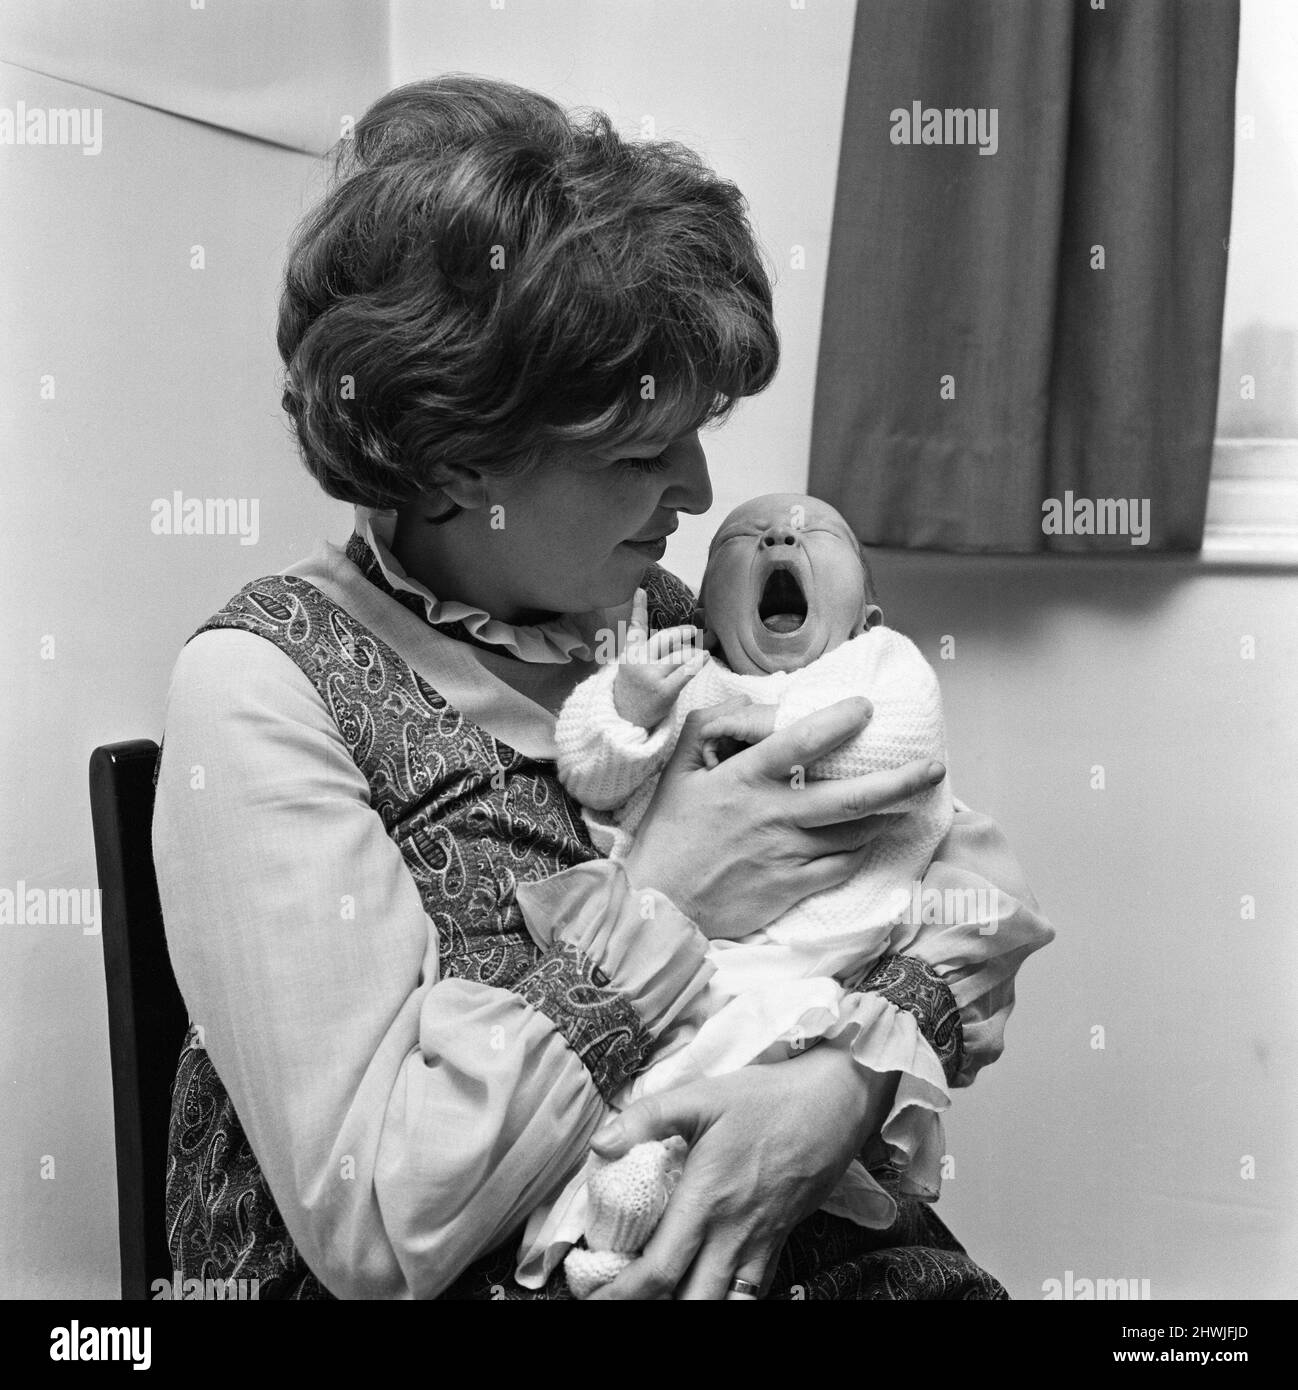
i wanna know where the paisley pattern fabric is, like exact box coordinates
[166,1025,330,1300]
[766,1204,1007,1301]
[190,572,599,992]
[514,940,654,1102]
[853,952,965,1086]
[163,533,996,1299]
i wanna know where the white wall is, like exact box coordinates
[0,62,358,1297]
[0,0,386,156]
[1,0,1293,1299]
[874,551,1298,1300]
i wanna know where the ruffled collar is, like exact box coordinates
[351,506,595,664]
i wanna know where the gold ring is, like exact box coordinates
[728,1277,761,1297]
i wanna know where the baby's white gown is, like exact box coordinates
[515,626,955,1287]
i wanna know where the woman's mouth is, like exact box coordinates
[624,526,675,559]
[624,537,667,560]
[758,567,807,633]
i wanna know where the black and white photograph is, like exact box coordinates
[0,0,1293,1349]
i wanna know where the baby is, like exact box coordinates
[517,493,955,1294]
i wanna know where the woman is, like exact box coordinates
[154,75,1053,1300]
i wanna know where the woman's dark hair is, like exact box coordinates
[277,75,780,507]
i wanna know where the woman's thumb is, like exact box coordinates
[590,1093,700,1158]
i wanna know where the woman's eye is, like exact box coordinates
[620,454,670,474]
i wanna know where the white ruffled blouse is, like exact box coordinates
[152,505,1055,1298]
[356,505,597,663]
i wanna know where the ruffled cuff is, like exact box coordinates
[884,804,1057,1088]
[514,860,714,1101]
[849,952,964,1086]
[817,990,952,1228]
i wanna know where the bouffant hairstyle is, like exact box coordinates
[277,75,780,508]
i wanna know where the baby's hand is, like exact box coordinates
[613,589,709,731]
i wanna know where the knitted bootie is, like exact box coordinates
[563,1247,635,1301]
[585,1137,687,1252]
[563,1136,688,1298]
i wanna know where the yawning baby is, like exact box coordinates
[517,493,956,1295]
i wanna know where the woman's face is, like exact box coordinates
[482,430,713,616]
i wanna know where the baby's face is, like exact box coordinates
[700,494,872,675]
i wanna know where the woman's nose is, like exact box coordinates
[761,525,799,547]
[662,433,713,515]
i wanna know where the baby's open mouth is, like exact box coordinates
[758,568,807,633]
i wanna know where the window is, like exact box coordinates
[1206,0,1298,562]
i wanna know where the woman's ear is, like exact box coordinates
[431,463,491,513]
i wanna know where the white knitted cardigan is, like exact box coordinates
[554,625,955,1007]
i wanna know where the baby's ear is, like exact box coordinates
[862,603,884,632]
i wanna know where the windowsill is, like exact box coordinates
[1201,439,1298,567]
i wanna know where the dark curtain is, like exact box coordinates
[809,0,1240,552]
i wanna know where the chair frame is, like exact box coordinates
[89,738,188,1300]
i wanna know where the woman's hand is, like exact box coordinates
[622,695,944,941]
[584,1042,899,1300]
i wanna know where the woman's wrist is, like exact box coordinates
[771,1039,900,1157]
[808,1039,902,1151]
[620,842,704,936]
